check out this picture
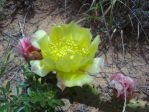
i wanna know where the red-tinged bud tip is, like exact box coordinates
[18,37,42,61]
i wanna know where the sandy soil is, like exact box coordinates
[0,0,149,112]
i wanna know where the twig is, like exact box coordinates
[103,5,111,16]
[122,89,127,112]
[100,2,123,74]
[90,0,96,8]
[137,23,140,40]
[2,32,18,42]
[77,3,90,14]
[19,21,25,38]
[19,6,30,38]
[100,2,112,47]
[117,0,149,42]
[120,30,125,58]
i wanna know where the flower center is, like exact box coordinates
[49,39,88,61]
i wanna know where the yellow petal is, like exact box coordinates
[32,30,47,49]
[50,23,91,48]
[34,30,47,39]
[89,35,100,58]
[57,71,93,87]
[32,30,51,59]
[30,59,54,77]
[50,25,65,42]
[70,23,92,48]
[79,35,100,67]
[38,35,51,58]
[81,57,104,74]
[56,54,83,72]
[50,24,71,43]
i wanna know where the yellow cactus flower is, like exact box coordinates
[30,23,104,87]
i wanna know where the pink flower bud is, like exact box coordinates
[18,37,42,61]
[110,72,135,99]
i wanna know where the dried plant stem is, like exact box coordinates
[122,89,127,112]
[120,30,125,58]
[19,6,30,38]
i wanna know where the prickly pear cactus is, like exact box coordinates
[127,99,149,112]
